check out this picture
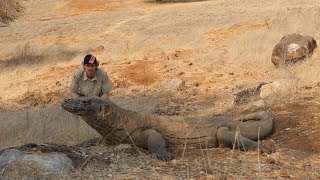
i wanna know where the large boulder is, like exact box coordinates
[271,34,317,67]
[0,149,73,179]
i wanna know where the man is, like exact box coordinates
[70,54,112,100]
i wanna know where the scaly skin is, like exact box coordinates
[62,97,274,161]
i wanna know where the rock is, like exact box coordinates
[164,79,185,90]
[0,149,25,170]
[254,164,267,171]
[170,159,177,165]
[254,100,266,108]
[0,149,73,179]
[114,144,131,151]
[260,79,296,99]
[269,152,280,159]
[271,34,317,67]
[265,157,276,164]
[233,82,268,104]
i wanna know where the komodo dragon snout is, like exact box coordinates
[62,97,275,161]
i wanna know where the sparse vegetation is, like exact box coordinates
[0,0,23,26]
[0,44,78,71]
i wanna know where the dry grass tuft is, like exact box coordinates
[0,0,23,26]
[0,44,78,72]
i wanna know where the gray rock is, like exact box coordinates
[254,100,266,108]
[271,34,317,67]
[260,79,296,99]
[0,149,73,179]
[0,149,25,170]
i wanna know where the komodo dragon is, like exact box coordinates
[62,97,274,161]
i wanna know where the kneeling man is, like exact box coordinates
[70,54,112,100]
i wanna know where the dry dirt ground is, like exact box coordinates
[0,0,320,179]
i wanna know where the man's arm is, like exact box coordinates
[70,70,81,98]
[100,69,112,100]
[71,92,80,98]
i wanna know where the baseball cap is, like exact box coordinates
[83,54,98,65]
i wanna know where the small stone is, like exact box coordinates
[165,79,185,90]
[254,100,266,108]
[254,164,267,171]
[265,157,276,164]
[170,159,177,165]
[115,144,131,151]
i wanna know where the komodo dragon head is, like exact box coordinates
[62,97,105,115]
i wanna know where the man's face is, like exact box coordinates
[84,64,97,78]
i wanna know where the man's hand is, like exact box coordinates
[100,92,110,101]
[70,92,80,98]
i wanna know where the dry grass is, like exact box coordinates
[1,96,320,179]
[0,44,78,72]
[1,0,320,178]
[0,0,22,26]
[0,104,98,149]
[223,7,320,106]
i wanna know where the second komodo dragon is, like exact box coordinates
[62,97,274,161]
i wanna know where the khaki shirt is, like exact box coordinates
[70,68,112,97]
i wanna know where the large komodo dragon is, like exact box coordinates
[62,97,274,161]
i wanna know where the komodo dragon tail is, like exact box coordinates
[235,111,274,141]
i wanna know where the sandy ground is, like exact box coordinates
[1,0,320,179]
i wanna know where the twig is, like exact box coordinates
[78,155,92,170]
[199,139,209,178]
[265,19,270,29]
[257,126,261,173]
[182,118,201,159]
[123,125,159,176]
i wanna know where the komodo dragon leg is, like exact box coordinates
[130,128,174,161]
[216,127,274,153]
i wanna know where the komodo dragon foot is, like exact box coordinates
[216,126,275,154]
[130,128,174,161]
